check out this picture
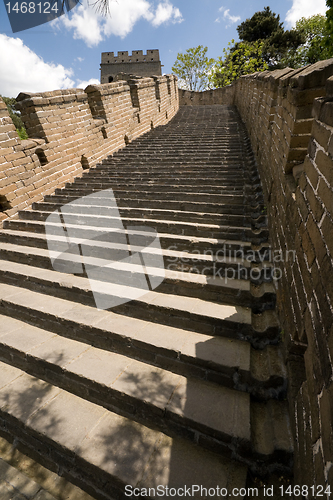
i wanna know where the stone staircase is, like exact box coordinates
[0,105,293,499]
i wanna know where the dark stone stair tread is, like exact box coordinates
[0,316,251,445]
[0,361,248,497]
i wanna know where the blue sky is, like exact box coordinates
[0,0,328,97]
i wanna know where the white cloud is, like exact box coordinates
[55,0,183,46]
[60,3,104,46]
[151,1,183,27]
[0,34,74,97]
[103,0,155,38]
[285,0,327,27]
[76,78,100,88]
[215,6,240,26]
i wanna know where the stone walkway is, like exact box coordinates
[0,105,292,499]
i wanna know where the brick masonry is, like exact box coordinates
[181,58,333,487]
[1,58,333,486]
[0,75,178,223]
[100,50,162,84]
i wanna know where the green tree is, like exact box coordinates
[324,0,333,56]
[210,40,268,88]
[237,6,303,67]
[1,96,28,140]
[281,15,332,68]
[172,46,215,91]
[237,6,283,42]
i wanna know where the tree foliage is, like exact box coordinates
[281,15,332,68]
[1,96,28,140]
[172,46,215,91]
[237,6,303,67]
[209,40,268,88]
[237,6,283,42]
[324,0,333,56]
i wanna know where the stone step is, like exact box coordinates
[0,227,261,257]
[0,315,290,461]
[0,104,292,491]
[0,315,253,457]
[0,360,249,499]
[0,457,58,500]
[0,239,277,306]
[32,200,252,218]
[45,190,261,205]
[21,206,256,228]
[0,258,279,345]
[77,179,247,191]
[0,434,96,500]
[7,213,267,241]
[70,183,248,195]
[0,283,279,383]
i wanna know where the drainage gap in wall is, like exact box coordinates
[81,155,89,169]
[36,149,48,166]
[150,121,154,129]
[165,111,168,119]
[0,195,11,212]
[124,135,130,145]
[155,82,160,101]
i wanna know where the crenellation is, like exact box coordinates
[100,49,161,83]
[0,74,178,220]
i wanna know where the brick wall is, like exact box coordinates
[0,75,178,223]
[178,85,235,106]
[233,59,333,487]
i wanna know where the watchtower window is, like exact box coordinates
[36,149,48,166]
[101,127,107,139]
[108,76,114,83]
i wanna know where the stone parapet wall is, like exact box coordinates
[178,85,235,106]
[233,59,333,487]
[0,75,178,222]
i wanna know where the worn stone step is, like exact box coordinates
[0,316,253,457]
[0,258,271,342]
[0,227,259,257]
[0,434,96,500]
[0,457,58,500]
[0,287,285,397]
[44,190,260,206]
[0,240,276,308]
[0,283,278,383]
[0,228,273,300]
[0,361,248,499]
[25,205,253,227]
[53,185,254,198]
[8,213,266,241]
[77,180,246,192]
[251,400,293,474]
[0,315,288,458]
[36,196,251,213]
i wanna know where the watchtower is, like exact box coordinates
[100,50,162,83]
